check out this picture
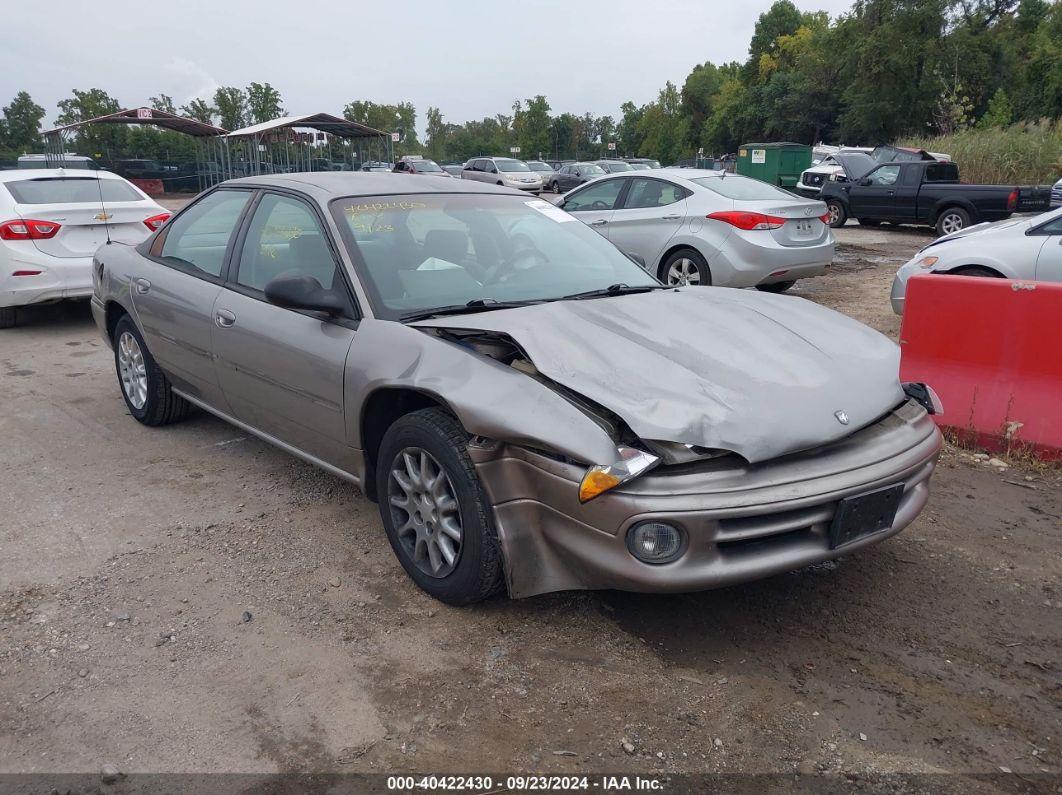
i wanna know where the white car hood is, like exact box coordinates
[414,287,904,463]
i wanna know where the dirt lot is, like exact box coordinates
[1,219,1060,791]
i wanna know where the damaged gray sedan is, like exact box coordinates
[92,174,943,604]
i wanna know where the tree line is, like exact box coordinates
[1,0,1058,166]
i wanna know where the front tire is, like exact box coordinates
[0,307,16,329]
[826,199,847,228]
[935,207,970,237]
[660,248,711,287]
[376,408,504,605]
[112,315,190,426]
[552,181,561,194]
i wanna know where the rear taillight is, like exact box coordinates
[143,213,171,231]
[707,211,786,230]
[819,212,830,224]
[1006,189,1018,211]
[0,219,61,240]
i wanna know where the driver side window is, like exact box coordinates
[564,179,623,212]
[236,193,339,294]
[868,165,901,186]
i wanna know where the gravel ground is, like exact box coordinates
[1,216,1060,791]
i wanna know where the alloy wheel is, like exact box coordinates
[827,203,842,224]
[387,447,463,578]
[940,213,964,234]
[666,258,702,286]
[117,331,148,410]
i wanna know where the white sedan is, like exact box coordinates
[0,169,169,328]
[890,206,1062,314]
[557,169,834,292]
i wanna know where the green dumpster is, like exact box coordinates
[736,142,812,188]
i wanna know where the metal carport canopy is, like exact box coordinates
[225,113,385,139]
[44,107,228,137]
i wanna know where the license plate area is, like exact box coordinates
[794,220,813,235]
[829,484,904,549]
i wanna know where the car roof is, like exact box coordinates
[223,172,528,198]
[0,168,125,183]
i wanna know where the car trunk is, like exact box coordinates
[15,202,150,258]
[747,200,829,247]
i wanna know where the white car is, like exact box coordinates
[1,169,169,328]
[461,157,543,192]
[890,206,1062,314]
[797,147,873,195]
[558,168,834,292]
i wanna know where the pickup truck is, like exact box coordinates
[819,160,1052,236]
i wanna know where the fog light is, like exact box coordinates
[626,522,684,564]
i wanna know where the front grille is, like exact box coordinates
[805,174,824,186]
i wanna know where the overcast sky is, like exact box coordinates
[2,0,855,132]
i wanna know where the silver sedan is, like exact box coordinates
[92,173,940,605]
[558,169,835,292]
[891,207,1062,314]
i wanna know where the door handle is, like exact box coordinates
[887,190,895,195]
[215,309,236,328]
[661,214,682,220]
[133,278,151,294]
[590,219,608,226]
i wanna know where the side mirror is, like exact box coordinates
[625,252,646,268]
[858,177,871,186]
[264,275,346,316]
[490,167,498,174]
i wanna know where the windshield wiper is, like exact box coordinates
[561,283,669,300]
[399,298,543,323]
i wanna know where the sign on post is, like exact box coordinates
[391,132,401,142]
[136,108,152,120]
[510,146,521,153]
[607,142,616,151]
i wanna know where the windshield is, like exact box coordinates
[4,177,142,204]
[527,162,551,171]
[415,160,443,172]
[331,193,659,320]
[496,159,530,172]
[629,163,650,170]
[690,175,796,201]
[603,161,631,171]
[580,164,606,175]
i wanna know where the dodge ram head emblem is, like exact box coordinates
[835,410,850,425]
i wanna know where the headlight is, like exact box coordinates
[578,446,660,503]
[916,256,938,268]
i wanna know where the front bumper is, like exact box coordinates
[472,400,941,598]
[891,260,924,315]
[503,181,542,192]
[0,247,93,308]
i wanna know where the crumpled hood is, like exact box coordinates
[413,288,904,464]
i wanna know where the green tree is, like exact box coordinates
[246,82,284,124]
[617,102,646,158]
[978,87,1014,127]
[745,0,804,79]
[518,95,552,159]
[55,88,125,160]
[2,91,46,152]
[213,86,248,131]
[343,101,420,156]
[149,94,176,114]
[425,106,447,160]
[180,98,216,125]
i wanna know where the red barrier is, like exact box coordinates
[129,178,164,196]
[899,274,1062,459]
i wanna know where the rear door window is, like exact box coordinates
[4,177,142,204]
[924,163,959,183]
[624,178,688,209]
[159,189,251,278]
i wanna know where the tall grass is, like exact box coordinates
[900,119,1062,185]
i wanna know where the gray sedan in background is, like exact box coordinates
[559,168,835,291]
[890,206,1062,314]
[92,173,940,605]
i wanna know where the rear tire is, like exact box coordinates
[935,207,970,237]
[825,200,847,228]
[0,307,16,329]
[112,315,190,426]
[376,408,505,606]
[552,181,561,194]
[660,248,711,287]
[756,280,796,293]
